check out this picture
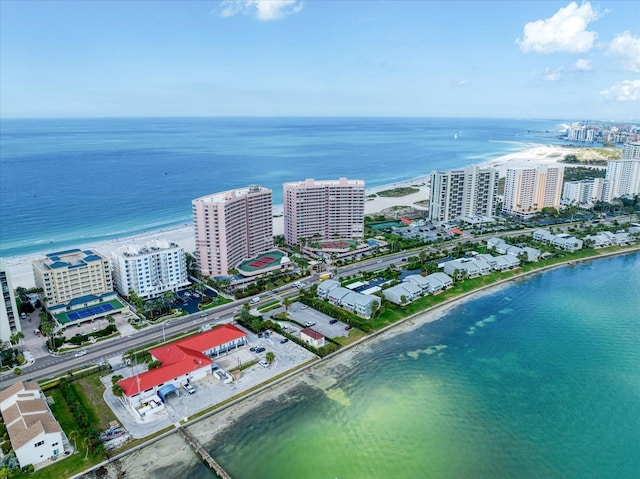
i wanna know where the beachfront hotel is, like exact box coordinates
[283,178,365,246]
[0,259,22,343]
[502,166,564,218]
[32,249,114,314]
[192,186,273,277]
[428,165,499,223]
[111,240,190,299]
[601,141,640,202]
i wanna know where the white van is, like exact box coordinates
[250,296,261,304]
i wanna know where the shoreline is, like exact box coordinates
[2,143,607,289]
[78,246,640,479]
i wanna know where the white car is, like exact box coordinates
[304,321,315,327]
[183,384,196,394]
[259,360,270,368]
[74,350,87,358]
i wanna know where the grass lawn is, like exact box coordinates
[73,374,116,431]
[333,328,367,346]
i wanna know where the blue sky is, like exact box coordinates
[1,0,638,119]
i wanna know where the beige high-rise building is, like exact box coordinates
[32,248,113,312]
[502,166,564,217]
[1,259,22,343]
[283,178,365,246]
[428,165,499,223]
[192,186,273,277]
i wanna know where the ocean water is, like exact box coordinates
[172,253,639,479]
[0,117,566,257]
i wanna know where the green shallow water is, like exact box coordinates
[125,253,640,479]
[163,253,640,479]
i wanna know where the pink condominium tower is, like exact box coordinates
[192,186,273,277]
[283,178,365,247]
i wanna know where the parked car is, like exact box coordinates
[304,321,315,327]
[183,384,196,394]
[259,360,269,368]
[329,319,338,324]
[255,347,266,353]
[249,346,257,352]
[280,338,289,344]
[345,325,353,331]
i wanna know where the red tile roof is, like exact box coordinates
[118,323,246,397]
[400,217,412,225]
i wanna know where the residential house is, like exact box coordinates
[383,282,422,305]
[0,381,65,469]
[300,328,326,348]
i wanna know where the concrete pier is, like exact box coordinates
[177,426,232,479]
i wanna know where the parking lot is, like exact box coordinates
[268,302,350,339]
[101,321,317,437]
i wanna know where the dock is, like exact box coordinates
[177,426,232,479]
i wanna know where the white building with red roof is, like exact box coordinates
[118,324,247,412]
[300,328,325,348]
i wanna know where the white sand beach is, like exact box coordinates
[2,143,602,289]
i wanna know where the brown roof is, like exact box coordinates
[16,398,48,415]
[0,383,63,452]
[0,381,39,406]
[8,419,45,450]
[1,403,21,426]
[7,411,62,451]
[301,327,324,340]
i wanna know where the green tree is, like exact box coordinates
[9,331,24,345]
[265,351,275,363]
[282,297,293,314]
[112,384,124,397]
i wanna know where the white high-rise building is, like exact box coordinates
[602,142,640,202]
[193,186,273,277]
[561,178,605,207]
[0,259,22,343]
[428,165,499,223]
[111,240,190,299]
[503,166,564,217]
[32,249,113,312]
[283,178,365,246]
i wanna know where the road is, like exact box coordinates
[4,215,630,389]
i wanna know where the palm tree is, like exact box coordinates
[282,297,293,314]
[69,430,77,452]
[265,351,275,363]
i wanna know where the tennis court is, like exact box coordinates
[56,298,125,324]
[238,250,286,274]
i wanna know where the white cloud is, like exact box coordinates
[216,0,303,21]
[600,80,640,102]
[451,79,471,87]
[607,31,640,73]
[543,68,563,82]
[516,1,598,54]
[575,58,592,71]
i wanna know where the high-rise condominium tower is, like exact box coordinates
[428,165,499,223]
[502,166,564,217]
[192,186,273,277]
[283,178,365,246]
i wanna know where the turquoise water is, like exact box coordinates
[191,253,639,479]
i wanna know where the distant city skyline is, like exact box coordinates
[0,0,638,120]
